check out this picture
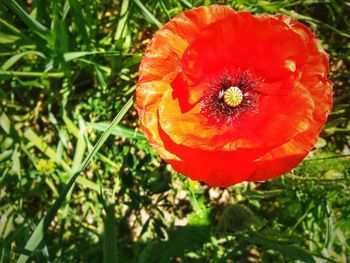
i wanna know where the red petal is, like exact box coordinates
[138,5,234,85]
[172,12,309,106]
[158,80,315,152]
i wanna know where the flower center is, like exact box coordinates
[200,69,261,126]
[223,86,243,107]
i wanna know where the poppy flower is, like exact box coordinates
[135,5,332,187]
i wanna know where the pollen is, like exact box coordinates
[224,86,243,107]
[285,60,296,72]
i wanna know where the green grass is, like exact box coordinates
[0,0,350,262]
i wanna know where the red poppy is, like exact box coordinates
[135,5,332,187]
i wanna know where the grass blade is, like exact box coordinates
[16,97,133,263]
[24,128,71,172]
[0,32,20,44]
[89,122,145,140]
[114,0,130,49]
[2,0,53,44]
[132,0,162,28]
[103,205,118,263]
[0,17,32,44]
[63,51,120,61]
[71,120,87,172]
[77,96,133,173]
[67,0,89,47]
[0,17,22,34]
[62,115,80,138]
[0,70,64,78]
[52,0,69,68]
[179,0,192,8]
[2,51,46,71]
[64,51,98,61]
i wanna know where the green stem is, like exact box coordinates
[285,174,347,182]
[0,71,64,78]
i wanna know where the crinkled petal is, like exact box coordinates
[138,5,234,85]
[158,121,269,187]
[137,5,235,159]
[247,16,333,182]
[172,12,309,106]
[136,81,180,161]
[158,80,315,151]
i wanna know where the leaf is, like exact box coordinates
[11,145,21,177]
[242,233,315,263]
[149,174,171,194]
[315,137,327,148]
[217,204,262,234]
[0,150,12,162]
[139,226,211,263]
[188,208,211,226]
[16,97,133,263]
[0,113,11,134]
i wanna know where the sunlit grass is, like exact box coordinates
[0,0,349,262]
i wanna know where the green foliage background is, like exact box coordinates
[0,0,349,262]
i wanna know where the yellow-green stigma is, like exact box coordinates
[224,86,243,107]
